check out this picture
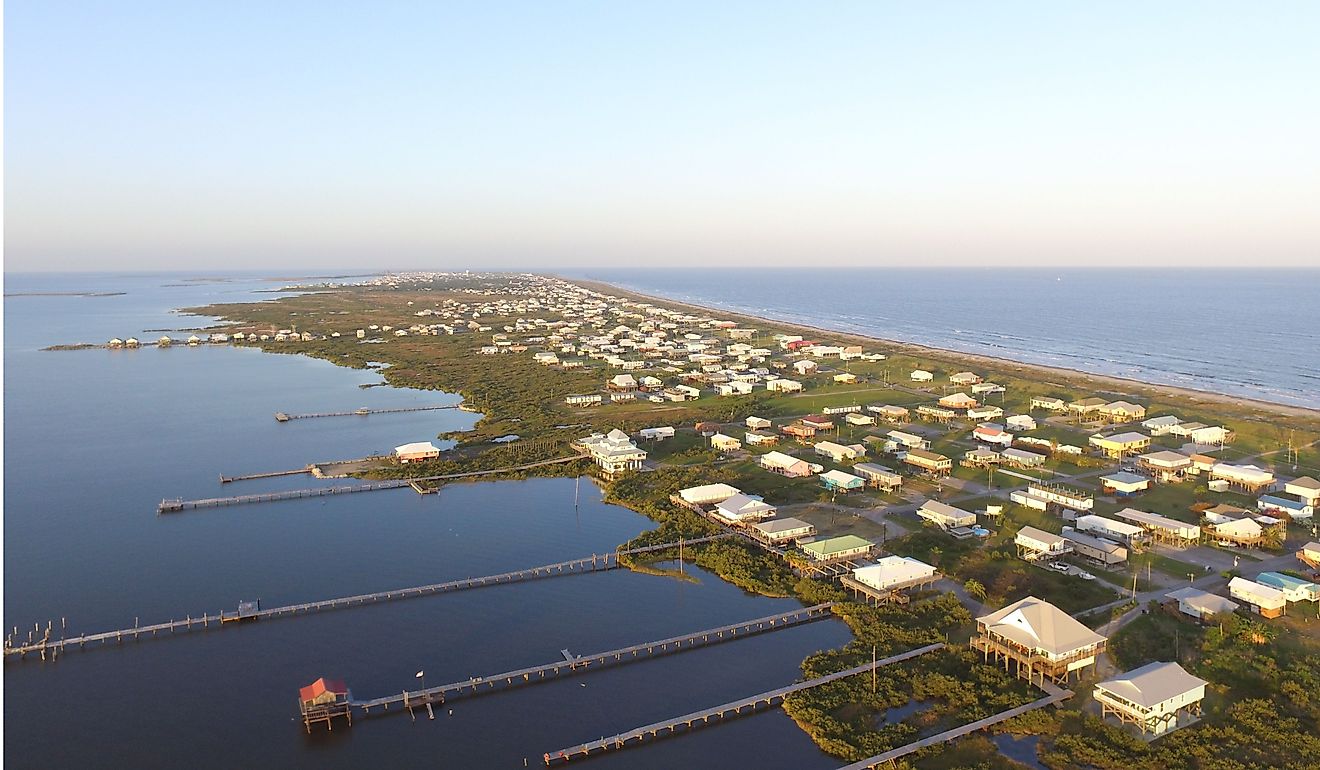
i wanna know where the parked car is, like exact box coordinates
[1077,571,1096,581]
[1049,562,1070,573]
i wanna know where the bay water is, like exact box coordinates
[3,273,849,768]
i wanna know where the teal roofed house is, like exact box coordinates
[801,535,874,562]
[1255,572,1320,603]
[819,469,864,492]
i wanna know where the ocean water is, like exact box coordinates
[565,268,1320,409]
[3,273,849,769]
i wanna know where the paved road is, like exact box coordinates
[1094,548,1306,639]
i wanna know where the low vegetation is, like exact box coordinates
[182,275,1320,770]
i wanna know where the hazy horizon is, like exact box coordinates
[7,2,1319,271]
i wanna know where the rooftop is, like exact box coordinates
[977,596,1106,656]
[1095,662,1206,709]
[753,517,813,534]
[802,534,873,557]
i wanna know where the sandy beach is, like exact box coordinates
[567,277,1320,424]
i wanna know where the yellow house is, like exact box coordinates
[1089,432,1151,459]
[710,433,743,453]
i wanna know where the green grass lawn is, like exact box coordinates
[1021,423,1092,446]
[1093,482,1202,521]
[725,460,825,504]
[997,501,1063,538]
[793,505,892,542]
[1134,550,1204,580]
[772,386,932,415]
[1108,610,1205,669]
[643,430,706,460]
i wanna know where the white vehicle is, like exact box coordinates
[1077,571,1096,581]
[1049,562,1070,573]
[1217,540,1234,547]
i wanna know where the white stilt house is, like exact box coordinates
[1094,661,1207,736]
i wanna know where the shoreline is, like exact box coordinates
[564,276,1320,422]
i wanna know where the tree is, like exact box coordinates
[964,579,987,602]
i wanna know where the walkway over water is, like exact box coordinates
[3,535,730,663]
[275,404,460,421]
[158,454,588,512]
[836,682,1073,769]
[542,643,945,764]
[353,603,836,714]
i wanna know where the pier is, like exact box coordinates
[274,404,460,422]
[219,467,312,483]
[835,683,1073,769]
[159,454,589,512]
[542,642,944,764]
[2,535,731,663]
[351,603,836,714]
[158,479,411,511]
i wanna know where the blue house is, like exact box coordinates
[820,469,865,492]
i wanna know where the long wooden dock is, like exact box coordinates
[352,603,836,714]
[835,683,1073,769]
[158,479,412,511]
[2,535,731,663]
[219,467,312,483]
[158,454,589,512]
[274,405,460,422]
[542,643,945,765]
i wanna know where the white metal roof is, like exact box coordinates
[760,450,805,469]
[977,596,1107,656]
[1165,587,1239,615]
[1076,515,1144,537]
[1016,526,1065,547]
[1228,577,1286,608]
[1095,662,1206,709]
[1114,508,1200,537]
[1211,463,1275,484]
[677,483,741,504]
[853,556,935,589]
[753,517,813,535]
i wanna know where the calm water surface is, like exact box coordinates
[4,273,849,768]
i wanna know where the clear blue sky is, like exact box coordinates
[7,1,1319,270]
